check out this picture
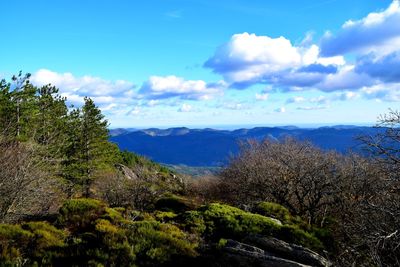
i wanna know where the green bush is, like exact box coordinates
[183,211,206,235]
[277,225,323,251]
[58,198,106,230]
[126,220,197,265]
[255,202,292,223]
[196,203,280,239]
[154,211,178,222]
[0,222,67,265]
[186,203,324,251]
[22,221,66,251]
[0,224,33,264]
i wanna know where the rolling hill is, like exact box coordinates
[110,126,381,167]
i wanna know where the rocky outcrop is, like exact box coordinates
[221,238,331,267]
[116,164,138,180]
[244,235,331,267]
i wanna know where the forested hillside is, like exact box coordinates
[0,73,399,266]
[110,126,383,166]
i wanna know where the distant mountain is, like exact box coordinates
[110,126,382,167]
[109,128,138,136]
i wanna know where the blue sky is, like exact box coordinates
[1,0,399,128]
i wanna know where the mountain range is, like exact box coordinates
[110,126,381,167]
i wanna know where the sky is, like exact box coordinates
[1,0,399,128]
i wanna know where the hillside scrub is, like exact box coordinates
[0,198,328,266]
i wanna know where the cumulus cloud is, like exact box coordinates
[30,69,140,112]
[31,69,136,98]
[360,84,400,102]
[316,65,376,92]
[356,51,400,82]
[139,75,226,100]
[204,33,345,89]
[320,1,400,56]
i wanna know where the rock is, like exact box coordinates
[222,239,312,267]
[116,164,138,180]
[243,235,331,267]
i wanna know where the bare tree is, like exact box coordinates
[0,140,64,222]
[349,110,400,266]
[219,138,342,225]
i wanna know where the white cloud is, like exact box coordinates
[317,65,376,92]
[360,84,400,102]
[31,69,135,97]
[205,32,344,89]
[320,1,400,56]
[178,103,193,112]
[139,75,226,100]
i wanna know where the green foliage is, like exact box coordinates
[62,98,121,196]
[0,198,198,266]
[0,73,123,198]
[196,203,280,239]
[183,211,207,235]
[154,211,178,223]
[255,202,331,251]
[120,150,172,175]
[58,198,107,230]
[0,222,67,265]
[255,202,292,224]
[22,221,66,250]
[217,238,227,249]
[0,224,33,264]
[126,220,197,265]
[278,225,324,251]
[184,203,324,251]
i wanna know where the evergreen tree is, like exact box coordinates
[0,79,13,138]
[35,85,68,146]
[63,97,120,197]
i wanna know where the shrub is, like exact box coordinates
[58,198,106,230]
[187,203,324,251]
[154,211,178,223]
[0,224,33,264]
[278,225,323,251]
[182,211,206,235]
[126,220,198,265]
[22,221,66,251]
[255,202,292,223]
[197,203,280,239]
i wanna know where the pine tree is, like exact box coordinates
[63,97,120,197]
[0,79,13,138]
